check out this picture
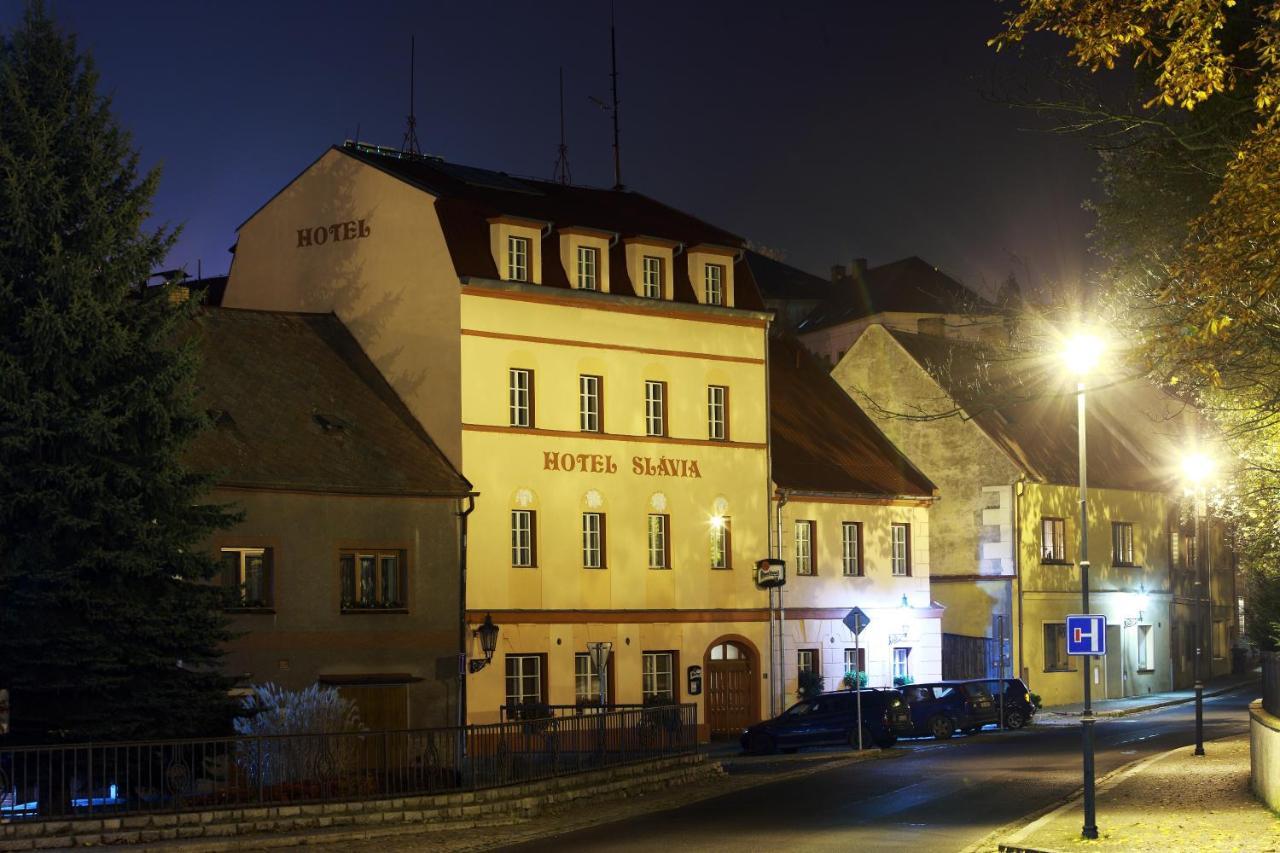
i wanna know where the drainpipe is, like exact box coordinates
[457,494,476,733]
[1014,477,1025,684]
[775,488,789,716]
[763,321,776,717]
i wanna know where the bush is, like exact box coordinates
[797,669,825,700]
[233,683,365,786]
[893,675,915,687]
[1029,692,1042,709]
[842,670,869,690]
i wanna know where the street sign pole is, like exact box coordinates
[855,616,862,750]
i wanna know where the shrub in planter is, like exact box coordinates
[233,683,365,788]
[641,693,682,734]
[797,669,825,701]
[893,675,915,688]
[842,670,869,690]
[1029,692,1042,710]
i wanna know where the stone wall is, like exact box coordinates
[0,753,716,851]
[1251,698,1280,812]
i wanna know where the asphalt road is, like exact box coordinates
[498,685,1256,853]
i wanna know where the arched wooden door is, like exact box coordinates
[706,640,757,739]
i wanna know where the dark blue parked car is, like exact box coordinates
[968,678,1036,729]
[740,689,912,754]
[899,681,997,740]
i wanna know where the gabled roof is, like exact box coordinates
[185,308,471,497]
[883,328,1177,491]
[770,332,936,498]
[745,251,831,302]
[337,143,766,311]
[800,256,995,332]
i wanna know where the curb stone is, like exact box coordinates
[1041,678,1259,720]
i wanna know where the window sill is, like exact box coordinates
[341,608,409,615]
[1044,668,1077,674]
[711,566,732,571]
[648,566,673,571]
[1136,668,1155,674]
[583,565,607,570]
[512,565,539,570]
[1112,563,1141,569]
[226,607,275,614]
[842,573,866,578]
[1041,560,1072,566]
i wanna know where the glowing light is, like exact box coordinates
[1134,586,1149,613]
[1181,452,1214,487]
[709,514,725,530]
[1060,332,1105,376]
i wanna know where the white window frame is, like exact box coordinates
[642,651,674,701]
[707,385,727,440]
[644,380,666,437]
[579,374,601,432]
[339,549,404,611]
[511,509,535,567]
[1042,517,1066,562]
[642,255,662,298]
[710,517,730,569]
[844,647,866,676]
[841,522,862,577]
[648,513,669,569]
[582,512,605,569]
[891,523,911,576]
[893,648,911,681]
[505,654,542,706]
[797,649,818,675]
[794,520,814,576]
[222,547,270,608]
[576,245,598,290]
[1112,522,1135,566]
[575,652,606,704]
[704,263,724,305]
[507,235,529,282]
[509,368,533,428]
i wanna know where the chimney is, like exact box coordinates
[830,264,848,282]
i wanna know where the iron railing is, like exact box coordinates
[1263,651,1280,716]
[0,704,697,821]
[498,703,653,721]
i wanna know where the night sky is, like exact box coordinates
[10,1,1100,297]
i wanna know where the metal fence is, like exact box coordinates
[1263,651,1280,717]
[498,703,652,721]
[0,704,697,821]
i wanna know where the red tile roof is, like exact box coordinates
[800,256,995,332]
[770,333,936,498]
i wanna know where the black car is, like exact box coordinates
[740,689,912,754]
[967,678,1036,729]
[900,681,997,740]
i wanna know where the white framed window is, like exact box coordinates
[642,255,662,298]
[645,380,666,436]
[844,647,866,677]
[794,520,814,576]
[704,263,724,305]
[642,651,674,701]
[707,385,727,440]
[710,517,731,569]
[339,549,404,611]
[575,652,608,704]
[1138,624,1153,671]
[221,547,272,608]
[1042,517,1066,562]
[582,512,605,569]
[505,654,542,706]
[893,648,911,681]
[1112,522,1135,566]
[579,374,602,432]
[841,522,862,577]
[891,523,911,576]
[576,245,598,290]
[509,368,533,428]
[507,235,529,282]
[797,649,818,675]
[511,510,536,567]
[648,514,670,569]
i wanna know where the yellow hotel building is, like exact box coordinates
[221,142,936,738]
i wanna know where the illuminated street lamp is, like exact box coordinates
[1060,329,1105,841]
[1182,451,1215,756]
[469,613,500,674]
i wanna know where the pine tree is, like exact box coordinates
[0,3,238,742]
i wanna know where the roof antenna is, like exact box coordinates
[401,36,422,157]
[589,2,623,189]
[552,67,572,185]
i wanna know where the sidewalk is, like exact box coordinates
[1040,672,1258,719]
[997,734,1280,852]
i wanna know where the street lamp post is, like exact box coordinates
[1063,332,1103,841]
[1182,452,1213,756]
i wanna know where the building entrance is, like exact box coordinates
[706,640,757,739]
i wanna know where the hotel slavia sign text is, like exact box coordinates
[297,218,370,248]
[543,451,702,479]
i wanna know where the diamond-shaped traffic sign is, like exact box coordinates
[843,607,870,636]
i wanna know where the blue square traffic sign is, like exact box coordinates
[1066,614,1106,656]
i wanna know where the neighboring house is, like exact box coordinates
[835,325,1235,706]
[793,256,1007,365]
[768,333,941,714]
[221,141,779,737]
[186,307,472,730]
[743,250,831,333]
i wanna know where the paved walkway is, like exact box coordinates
[998,734,1280,852]
[1040,672,1259,719]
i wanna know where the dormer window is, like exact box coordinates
[507,236,530,282]
[577,246,599,291]
[642,255,663,299]
[705,263,724,306]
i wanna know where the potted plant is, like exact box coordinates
[797,670,825,701]
[842,670,869,690]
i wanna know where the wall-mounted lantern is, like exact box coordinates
[469,613,500,674]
